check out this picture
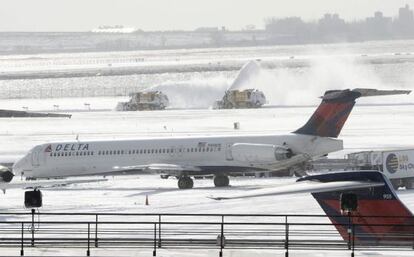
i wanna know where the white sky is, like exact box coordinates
[1,0,413,31]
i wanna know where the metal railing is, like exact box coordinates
[0,212,413,256]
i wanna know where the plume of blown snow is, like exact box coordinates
[226,57,412,106]
[146,77,230,108]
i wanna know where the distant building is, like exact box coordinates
[91,25,139,33]
[194,27,219,32]
[394,5,414,36]
[399,4,414,23]
[243,25,256,31]
[265,17,311,43]
[317,13,347,41]
[365,11,392,39]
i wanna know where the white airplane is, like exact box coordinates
[11,88,410,189]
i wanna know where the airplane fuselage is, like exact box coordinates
[13,133,342,178]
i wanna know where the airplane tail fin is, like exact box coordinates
[294,88,410,138]
[298,171,414,245]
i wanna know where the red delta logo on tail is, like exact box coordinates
[294,89,360,138]
[294,88,411,138]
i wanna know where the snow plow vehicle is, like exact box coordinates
[213,89,266,109]
[116,91,169,111]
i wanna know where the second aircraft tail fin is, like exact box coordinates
[298,171,414,245]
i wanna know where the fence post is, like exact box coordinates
[219,215,224,257]
[95,214,98,247]
[31,209,35,247]
[87,223,90,256]
[20,222,24,256]
[285,216,289,257]
[153,223,157,256]
[412,222,414,250]
[348,212,352,250]
[158,215,162,248]
[351,223,355,257]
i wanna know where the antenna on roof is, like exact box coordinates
[76,134,79,141]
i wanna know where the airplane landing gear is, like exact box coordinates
[178,176,194,189]
[214,175,230,187]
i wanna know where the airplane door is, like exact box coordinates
[225,143,234,161]
[31,151,40,167]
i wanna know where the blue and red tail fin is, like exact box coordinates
[298,171,414,245]
[294,89,360,138]
[294,88,411,138]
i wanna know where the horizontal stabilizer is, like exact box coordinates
[351,88,411,97]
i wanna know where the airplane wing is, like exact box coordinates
[210,180,384,200]
[0,178,107,191]
[113,163,202,174]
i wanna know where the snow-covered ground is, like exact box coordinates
[1,40,413,255]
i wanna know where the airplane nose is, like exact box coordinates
[12,156,28,176]
[12,160,22,175]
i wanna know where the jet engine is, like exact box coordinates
[230,143,293,163]
[0,165,14,183]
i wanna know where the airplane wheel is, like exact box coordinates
[214,175,229,187]
[178,176,194,189]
